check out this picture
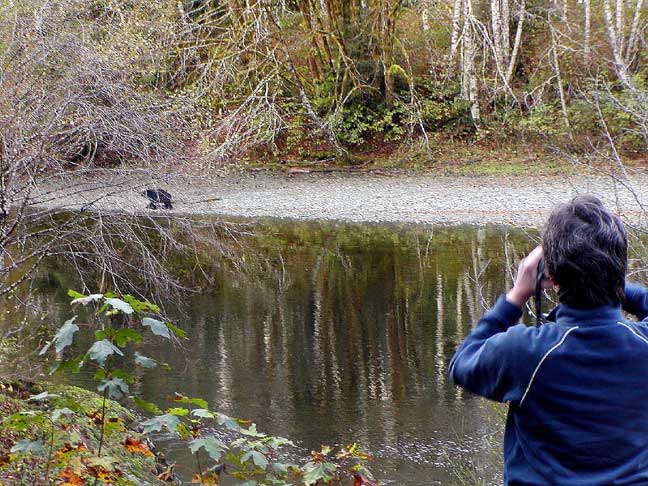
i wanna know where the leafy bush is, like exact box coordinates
[333,101,407,146]
[2,290,378,486]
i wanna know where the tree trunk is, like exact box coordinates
[505,0,525,85]
[501,0,511,60]
[603,0,629,81]
[449,0,463,61]
[583,0,591,62]
[616,0,625,54]
[549,25,570,128]
[490,0,504,71]
[462,0,480,126]
[625,0,644,64]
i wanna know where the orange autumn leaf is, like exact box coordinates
[353,474,376,486]
[90,466,119,483]
[86,410,102,425]
[191,472,218,485]
[55,442,88,458]
[59,468,86,486]
[123,436,154,457]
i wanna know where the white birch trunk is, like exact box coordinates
[616,0,625,51]
[502,0,511,60]
[490,0,504,70]
[505,0,525,85]
[450,0,464,60]
[583,0,591,61]
[625,0,645,64]
[463,0,481,125]
[422,0,433,64]
[603,0,629,80]
[550,26,570,127]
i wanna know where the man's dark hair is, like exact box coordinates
[543,195,627,307]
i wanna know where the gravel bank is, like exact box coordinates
[40,172,648,227]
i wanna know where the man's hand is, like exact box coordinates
[506,246,553,308]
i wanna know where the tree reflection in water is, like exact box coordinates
[10,220,537,485]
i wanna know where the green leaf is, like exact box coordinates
[241,450,269,469]
[134,352,157,368]
[240,423,266,438]
[71,293,104,305]
[97,378,129,400]
[10,439,45,454]
[273,462,297,474]
[94,369,107,381]
[167,407,189,417]
[51,408,74,422]
[141,414,180,434]
[49,357,84,375]
[86,456,119,470]
[105,298,134,315]
[40,317,79,355]
[96,302,110,315]
[166,322,187,339]
[111,368,135,384]
[192,409,214,419]
[141,318,170,339]
[265,436,295,449]
[216,413,240,431]
[113,329,142,347]
[133,397,162,415]
[2,411,46,431]
[189,437,228,461]
[95,330,112,341]
[176,422,191,440]
[88,339,123,366]
[67,289,85,299]
[27,391,59,402]
[175,396,208,408]
[303,462,337,486]
[123,295,160,313]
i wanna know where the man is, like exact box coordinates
[449,195,648,485]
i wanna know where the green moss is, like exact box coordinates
[0,382,165,486]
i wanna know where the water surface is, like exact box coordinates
[16,220,540,485]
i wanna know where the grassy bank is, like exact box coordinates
[0,382,166,486]
[240,136,599,177]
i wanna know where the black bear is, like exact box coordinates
[143,189,173,210]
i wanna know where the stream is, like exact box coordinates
[14,219,541,485]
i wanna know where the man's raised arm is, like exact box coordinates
[624,283,648,320]
[449,247,550,402]
[448,296,523,401]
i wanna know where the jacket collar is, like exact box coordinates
[546,303,624,327]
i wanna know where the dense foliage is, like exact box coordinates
[1,290,377,485]
[1,0,645,165]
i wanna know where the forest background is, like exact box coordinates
[1,0,646,173]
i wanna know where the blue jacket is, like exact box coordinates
[449,283,648,486]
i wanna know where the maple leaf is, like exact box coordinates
[123,436,154,457]
[59,468,86,486]
[55,442,88,458]
[353,474,377,486]
[191,472,218,485]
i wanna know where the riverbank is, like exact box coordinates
[41,171,648,227]
[0,382,167,485]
